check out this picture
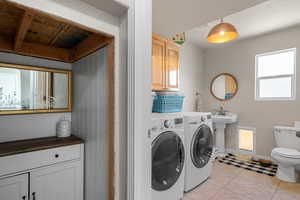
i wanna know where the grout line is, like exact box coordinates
[270,181,282,200]
[216,160,280,200]
[207,189,220,200]
[191,161,284,200]
[207,161,243,200]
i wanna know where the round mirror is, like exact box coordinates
[210,73,238,101]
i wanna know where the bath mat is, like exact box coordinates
[218,154,277,177]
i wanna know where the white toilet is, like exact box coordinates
[271,123,300,182]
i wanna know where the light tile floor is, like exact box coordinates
[183,160,300,200]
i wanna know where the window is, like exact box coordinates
[237,127,255,154]
[255,48,296,100]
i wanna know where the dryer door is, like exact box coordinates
[152,131,185,191]
[191,124,213,168]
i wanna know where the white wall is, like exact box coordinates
[203,25,300,157]
[115,0,130,7]
[72,48,109,200]
[179,42,205,112]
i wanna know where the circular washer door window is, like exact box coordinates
[152,131,185,191]
[191,124,213,168]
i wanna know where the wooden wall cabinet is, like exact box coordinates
[152,34,180,91]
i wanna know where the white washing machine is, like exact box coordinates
[183,112,214,192]
[151,113,185,200]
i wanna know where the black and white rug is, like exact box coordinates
[218,154,278,177]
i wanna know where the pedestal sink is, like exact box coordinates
[212,113,238,157]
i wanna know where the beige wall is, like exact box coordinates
[180,42,205,112]
[203,25,300,157]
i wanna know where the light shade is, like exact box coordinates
[207,22,239,43]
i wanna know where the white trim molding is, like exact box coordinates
[255,48,297,101]
[236,126,256,156]
[127,0,152,200]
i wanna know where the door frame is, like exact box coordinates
[127,0,152,200]
[3,1,117,200]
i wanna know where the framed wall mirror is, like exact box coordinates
[0,63,72,115]
[210,73,238,101]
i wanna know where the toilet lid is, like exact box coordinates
[273,148,300,159]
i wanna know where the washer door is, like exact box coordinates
[191,124,213,168]
[152,131,185,191]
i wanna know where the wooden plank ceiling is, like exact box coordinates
[0,1,109,63]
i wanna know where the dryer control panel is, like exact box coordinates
[188,114,212,125]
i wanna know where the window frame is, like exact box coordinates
[255,48,297,101]
[236,126,256,155]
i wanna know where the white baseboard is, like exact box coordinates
[225,148,236,155]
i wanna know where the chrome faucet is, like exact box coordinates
[215,106,227,116]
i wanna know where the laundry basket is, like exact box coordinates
[152,94,184,113]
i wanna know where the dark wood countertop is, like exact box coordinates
[0,135,84,157]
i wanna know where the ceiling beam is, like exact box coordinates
[70,34,108,62]
[49,24,71,46]
[5,0,112,38]
[14,11,34,51]
[0,36,14,50]
[0,36,71,62]
[20,42,71,62]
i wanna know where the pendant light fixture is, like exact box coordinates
[207,18,239,43]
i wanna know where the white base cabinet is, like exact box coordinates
[31,161,82,200]
[0,144,84,200]
[0,174,28,200]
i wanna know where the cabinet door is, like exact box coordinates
[165,42,180,89]
[0,174,28,200]
[30,161,83,200]
[152,37,166,90]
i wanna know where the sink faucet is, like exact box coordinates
[215,106,227,116]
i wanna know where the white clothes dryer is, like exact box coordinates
[183,112,214,192]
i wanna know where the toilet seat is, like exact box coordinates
[272,148,300,159]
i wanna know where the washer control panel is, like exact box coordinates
[174,118,183,125]
[200,116,205,122]
[160,117,183,130]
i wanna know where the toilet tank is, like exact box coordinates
[274,126,300,151]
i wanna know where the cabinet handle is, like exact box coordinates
[55,154,59,158]
[32,192,36,200]
[22,196,26,200]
